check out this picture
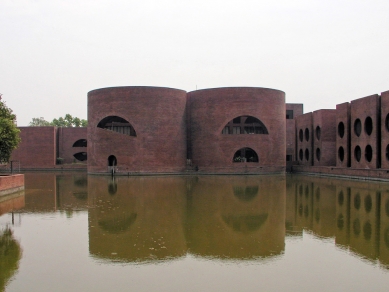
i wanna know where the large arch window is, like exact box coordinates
[72,139,87,147]
[222,116,268,135]
[97,116,137,136]
[233,147,259,162]
[73,152,87,161]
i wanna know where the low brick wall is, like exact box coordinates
[0,174,25,197]
[292,165,389,181]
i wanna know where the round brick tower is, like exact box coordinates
[187,87,286,173]
[88,86,187,174]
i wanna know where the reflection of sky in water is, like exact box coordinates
[1,173,389,291]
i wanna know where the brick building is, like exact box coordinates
[8,86,389,178]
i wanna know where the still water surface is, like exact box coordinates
[1,173,389,291]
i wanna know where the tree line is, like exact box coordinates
[29,114,87,127]
[0,95,20,163]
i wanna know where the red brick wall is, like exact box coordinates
[0,174,24,193]
[187,87,286,173]
[336,102,351,167]
[58,127,87,164]
[312,109,336,166]
[296,112,313,165]
[88,86,187,174]
[381,90,389,169]
[350,94,380,168]
[286,103,303,161]
[10,127,56,168]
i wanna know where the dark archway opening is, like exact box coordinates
[354,119,362,137]
[233,148,259,163]
[364,117,373,136]
[98,116,137,136]
[338,122,345,138]
[108,155,117,167]
[72,139,87,147]
[73,152,87,162]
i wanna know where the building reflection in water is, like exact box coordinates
[286,175,389,269]
[88,175,286,262]
[3,172,389,269]
[88,175,188,262]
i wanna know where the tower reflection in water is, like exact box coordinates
[286,175,389,269]
[6,173,389,269]
[88,175,286,262]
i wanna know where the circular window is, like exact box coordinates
[354,145,361,162]
[354,193,361,210]
[299,129,303,142]
[305,128,310,141]
[338,122,345,138]
[364,117,373,135]
[305,149,310,161]
[315,126,321,140]
[338,147,345,162]
[364,195,372,213]
[354,119,362,137]
[365,145,373,162]
[386,114,389,132]
[316,148,321,161]
[299,149,303,161]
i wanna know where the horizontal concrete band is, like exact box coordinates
[0,186,25,199]
[293,165,389,181]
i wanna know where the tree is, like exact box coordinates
[29,117,51,126]
[29,114,88,127]
[0,96,21,163]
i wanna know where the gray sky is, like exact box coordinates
[1,0,388,126]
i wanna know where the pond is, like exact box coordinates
[1,173,389,292]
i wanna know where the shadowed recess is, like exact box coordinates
[222,214,268,233]
[97,116,137,136]
[98,213,137,234]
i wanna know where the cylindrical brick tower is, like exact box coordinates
[187,87,286,173]
[88,86,187,174]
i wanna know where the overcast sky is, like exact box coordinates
[1,0,388,126]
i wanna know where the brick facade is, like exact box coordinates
[187,87,286,173]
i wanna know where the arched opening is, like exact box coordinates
[73,152,87,162]
[299,129,303,142]
[97,116,137,136]
[221,116,268,135]
[299,149,303,161]
[338,122,345,138]
[365,144,373,162]
[305,128,310,141]
[72,139,87,147]
[305,148,309,161]
[338,146,344,162]
[364,117,373,136]
[233,148,258,163]
[354,145,361,162]
[108,155,117,167]
[316,148,321,161]
[354,119,362,137]
[315,126,321,140]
